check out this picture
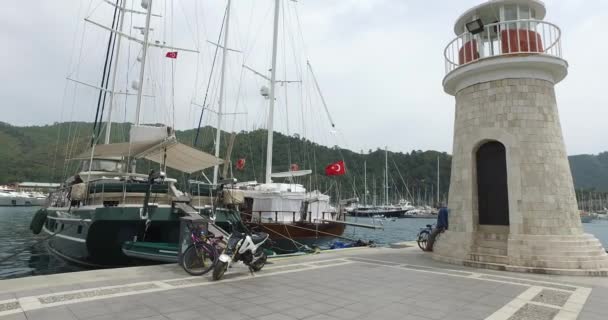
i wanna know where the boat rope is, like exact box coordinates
[0,217,86,265]
[192,4,228,148]
[91,0,121,147]
[391,156,414,202]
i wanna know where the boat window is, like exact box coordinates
[77,225,83,234]
[81,159,123,172]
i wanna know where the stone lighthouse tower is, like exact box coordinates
[434,0,608,275]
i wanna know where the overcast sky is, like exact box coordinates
[2,0,607,156]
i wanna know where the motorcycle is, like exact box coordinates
[212,225,269,281]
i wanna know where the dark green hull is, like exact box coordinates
[43,206,181,267]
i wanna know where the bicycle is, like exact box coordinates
[181,223,223,276]
[417,224,434,251]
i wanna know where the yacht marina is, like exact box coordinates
[3,0,608,319]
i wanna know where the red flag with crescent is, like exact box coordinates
[236,158,246,170]
[165,51,178,59]
[325,160,345,176]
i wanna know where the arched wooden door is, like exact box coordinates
[476,141,509,225]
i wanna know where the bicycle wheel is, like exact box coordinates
[181,242,218,276]
[417,230,430,251]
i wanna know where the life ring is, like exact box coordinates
[30,208,48,234]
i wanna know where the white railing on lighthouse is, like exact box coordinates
[444,19,562,74]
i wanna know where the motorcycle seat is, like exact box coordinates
[251,232,268,244]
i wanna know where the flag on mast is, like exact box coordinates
[325,160,346,176]
[236,158,246,170]
[165,51,178,59]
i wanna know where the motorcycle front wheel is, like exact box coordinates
[212,260,228,281]
[250,250,267,272]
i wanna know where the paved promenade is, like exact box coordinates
[0,245,606,320]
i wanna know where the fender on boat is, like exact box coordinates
[30,208,48,234]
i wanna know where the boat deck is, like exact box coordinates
[1,246,607,320]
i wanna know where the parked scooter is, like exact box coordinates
[212,224,269,281]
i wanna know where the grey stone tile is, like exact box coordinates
[0,293,16,301]
[68,300,110,319]
[577,311,606,320]
[531,289,571,307]
[25,306,78,320]
[163,309,201,320]
[117,306,159,320]
[324,307,363,319]
[88,314,125,320]
[13,288,51,298]
[238,305,275,318]
[0,312,27,320]
[286,307,318,319]
[507,303,559,320]
[256,313,298,320]
[300,315,340,320]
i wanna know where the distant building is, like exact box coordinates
[17,182,60,192]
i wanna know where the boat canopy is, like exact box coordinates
[72,137,223,174]
[270,170,312,178]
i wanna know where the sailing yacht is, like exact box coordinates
[350,148,413,218]
[201,0,347,253]
[29,0,224,267]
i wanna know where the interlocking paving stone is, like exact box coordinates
[0,301,20,312]
[306,260,347,267]
[0,313,27,320]
[532,289,572,307]
[507,303,560,320]
[38,283,159,304]
[347,258,401,266]
[401,264,473,276]
[479,275,577,291]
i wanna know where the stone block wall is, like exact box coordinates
[448,78,582,237]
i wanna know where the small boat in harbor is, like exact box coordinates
[0,186,46,207]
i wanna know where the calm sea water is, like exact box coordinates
[1,207,608,280]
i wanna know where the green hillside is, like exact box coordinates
[1,121,607,202]
[0,122,450,204]
[569,153,608,192]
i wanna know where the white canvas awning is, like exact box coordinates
[72,138,223,174]
[144,142,223,174]
[270,170,312,178]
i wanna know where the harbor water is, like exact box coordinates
[2,207,608,280]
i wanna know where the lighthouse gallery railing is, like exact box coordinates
[444,19,562,74]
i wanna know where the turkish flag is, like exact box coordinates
[165,51,178,59]
[290,163,299,171]
[325,160,346,176]
[236,158,246,170]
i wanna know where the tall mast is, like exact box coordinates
[213,0,232,184]
[436,156,440,205]
[384,147,388,206]
[265,0,280,184]
[104,0,127,144]
[134,0,154,126]
[364,160,367,207]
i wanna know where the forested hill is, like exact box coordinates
[1,122,607,201]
